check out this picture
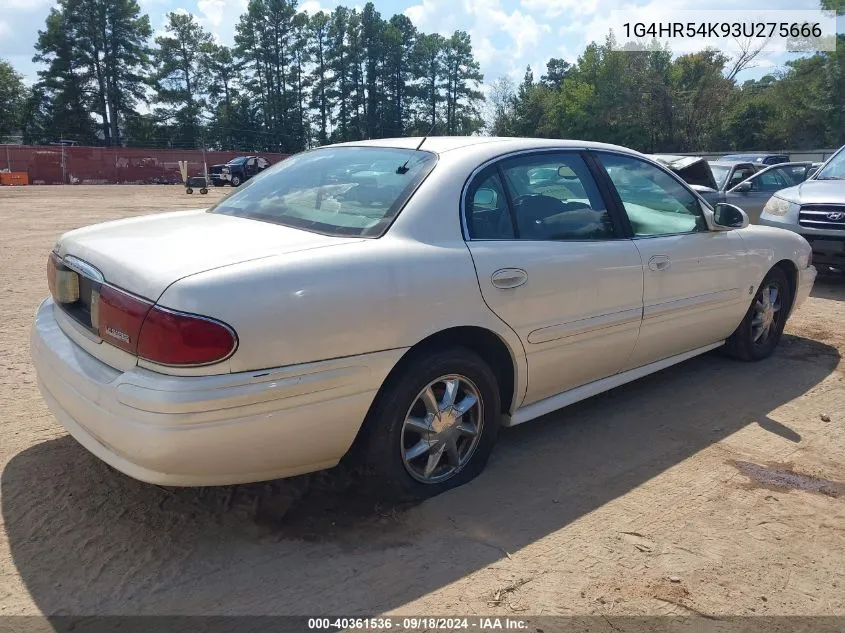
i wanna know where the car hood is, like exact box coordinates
[774,179,845,204]
[55,209,362,300]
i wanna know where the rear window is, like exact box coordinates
[210,147,437,237]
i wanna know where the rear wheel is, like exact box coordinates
[359,348,500,501]
[725,267,791,361]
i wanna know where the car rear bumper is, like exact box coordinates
[31,298,405,486]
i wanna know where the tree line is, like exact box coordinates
[0,0,484,151]
[489,33,844,153]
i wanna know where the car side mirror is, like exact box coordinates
[732,181,752,193]
[712,203,749,230]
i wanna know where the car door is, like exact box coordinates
[725,164,757,191]
[727,166,795,223]
[594,152,750,371]
[464,151,644,406]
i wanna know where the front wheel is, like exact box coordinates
[230,175,241,187]
[359,348,500,501]
[725,267,792,361]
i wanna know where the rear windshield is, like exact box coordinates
[210,147,437,237]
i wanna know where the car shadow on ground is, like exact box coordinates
[812,273,845,301]
[2,334,840,615]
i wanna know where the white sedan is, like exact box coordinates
[31,137,817,500]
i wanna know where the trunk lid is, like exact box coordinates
[55,209,362,299]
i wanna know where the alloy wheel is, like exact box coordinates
[400,374,484,484]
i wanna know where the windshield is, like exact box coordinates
[815,148,845,180]
[210,147,437,237]
[709,164,729,188]
[227,157,249,165]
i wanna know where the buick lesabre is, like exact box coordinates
[31,137,817,500]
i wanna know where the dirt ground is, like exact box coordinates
[1,185,844,619]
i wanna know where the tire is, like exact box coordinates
[230,175,242,187]
[725,266,792,361]
[186,188,193,194]
[200,188,208,194]
[358,348,500,501]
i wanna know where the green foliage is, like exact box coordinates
[24,0,485,149]
[0,60,28,139]
[502,34,845,152]
[32,0,150,145]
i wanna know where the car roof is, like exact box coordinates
[708,160,755,167]
[330,136,643,157]
[723,153,785,159]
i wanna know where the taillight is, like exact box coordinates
[137,306,237,366]
[95,284,236,366]
[95,285,153,355]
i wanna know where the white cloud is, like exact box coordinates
[300,0,328,15]
[197,0,226,29]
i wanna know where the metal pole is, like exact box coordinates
[6,145,10,172]
[201,135,208,183]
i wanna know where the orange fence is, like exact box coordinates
[0,146,289,185]
[0,172,29,186]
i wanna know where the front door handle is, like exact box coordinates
[491,268,528,289]
[648,255,671,272]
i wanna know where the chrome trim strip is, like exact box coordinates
[61,255,105,283]
[526,307,643,345]
[643,288,742,321]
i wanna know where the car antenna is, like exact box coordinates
[396,126,434,174]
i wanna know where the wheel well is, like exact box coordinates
[774,259,798,312]
[389,327,517,416]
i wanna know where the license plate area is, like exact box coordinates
[811,239,845,253]
[47,253,100,332]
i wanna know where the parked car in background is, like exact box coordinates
[726,162,818,223]
[209,155,270,187]
[707,160,760,195]
[32,137,816,500]
[649,155,722,203]
[760,145,845,271]
[722,153,790,166]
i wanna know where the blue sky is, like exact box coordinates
[1,0,842,91]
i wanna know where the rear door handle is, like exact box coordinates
[648,255,671,272]
[491,268,528,289]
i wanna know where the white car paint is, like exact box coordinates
[31,136,817,487]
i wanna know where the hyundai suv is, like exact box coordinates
[760,145,845,270]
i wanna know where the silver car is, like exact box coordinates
[760,145,845,270]
[727,162,818,223]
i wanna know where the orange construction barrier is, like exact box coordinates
[0,172,29,186]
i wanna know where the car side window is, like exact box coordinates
[729,166,756,189]
[756,168,791,192]
[597,153,708,237]
[465,168,515,239]
[498,153,614,240]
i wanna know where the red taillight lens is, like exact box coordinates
[137,306,237,366]
[96,285,153,355]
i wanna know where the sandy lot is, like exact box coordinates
[1,185,844,619]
